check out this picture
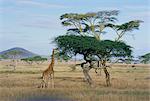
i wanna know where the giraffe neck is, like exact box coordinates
[48,49,55,70]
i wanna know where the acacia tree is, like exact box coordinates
[55,10,142,86]
[139,53,150,64]
[4,50,22,70]
[21,57,34,65]
[55,35,132,86]
[21,56,47,65]
[32,56,47,65]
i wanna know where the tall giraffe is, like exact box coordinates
[39,48,57,88]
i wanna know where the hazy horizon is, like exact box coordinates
[0,0,150,57]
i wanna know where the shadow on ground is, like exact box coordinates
[18,96,73,101]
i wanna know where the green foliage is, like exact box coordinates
[32,56,47,61]
[21,57,34,65]
[60,10,119,40]
[54,52,71,62]
[55,35,132,60]
[55,11,142,63]
[106,20,143,41]
[21,56,47,64]
[115,20,142,31]
[139,53,150,64]
[60,11,142,41]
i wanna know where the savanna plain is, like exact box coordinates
[0,60,150,101]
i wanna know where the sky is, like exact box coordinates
[0,0,150,57]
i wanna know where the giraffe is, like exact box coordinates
[39,48,57,88]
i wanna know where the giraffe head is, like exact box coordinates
[52,48,59,55]
[53,48,58,51]
[53,48,58,52]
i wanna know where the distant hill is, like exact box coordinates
[0,47,38,59]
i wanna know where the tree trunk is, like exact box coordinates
[81,62,93,86]
[14,59,17,70]
[102,60,111,86]
[103,67,110,86]
[12,59,16,71]
[83,67,92,85]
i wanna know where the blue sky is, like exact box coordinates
[0,0,150,57]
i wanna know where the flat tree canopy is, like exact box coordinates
[21,56,47,65]
[55,35,132,60]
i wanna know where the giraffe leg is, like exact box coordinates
[39,79,45,88]
[45,76,49,88]
[45,82,48,88]
[40,76,49,88]
[42,79,46,88]
[103,67,111,86]
[99,68,102,76]
[52,73,55,88]
[38,81,42,88]
[50,73,54,88]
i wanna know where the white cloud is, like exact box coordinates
[96,4,149,12]
[14,0,67,9]
[22,19,62,29]
[96,7,120,11]
[127,11,150,21]
[134,11,150,17]
[19,13,60,29]
[123,5,149,10]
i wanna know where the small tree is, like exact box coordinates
[21,56,47,65]
[32,56,47,64]
[139,53,150,64]
[4,50,22,70]
[21,58,34,65]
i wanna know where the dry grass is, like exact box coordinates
[0,61,150,101]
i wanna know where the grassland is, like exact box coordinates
[0,60,150,101]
